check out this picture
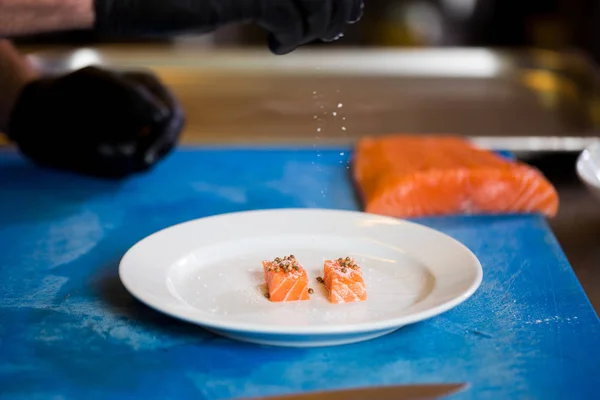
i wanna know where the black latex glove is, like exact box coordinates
[6,66,184,179]
[93,0,364,55]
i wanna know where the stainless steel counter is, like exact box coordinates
[17,45,600,153]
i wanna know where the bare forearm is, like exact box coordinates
[0,0,94,37]
[0,40,39,133]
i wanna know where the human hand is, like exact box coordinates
[7,66,184,178]
[260,0,365,54]
[93,0,364,55]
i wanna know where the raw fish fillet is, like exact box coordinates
[262,255,310,302]
[323,257,367,304]
[353,135,559,218]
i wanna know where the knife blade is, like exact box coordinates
[243,383,468,400]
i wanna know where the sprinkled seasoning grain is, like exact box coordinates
[316,276,324,283]
[269,255,301,274]
[342,267,348,273]
[308,288,314,294]
[265,293,270,299]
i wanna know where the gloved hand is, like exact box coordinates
[7,66,184,178]
[93,0,364,55]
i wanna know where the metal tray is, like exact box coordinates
[20,44,600,153]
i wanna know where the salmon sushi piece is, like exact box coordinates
[262,255,310,302]
[353,135,559,218]
[323,257,367,304]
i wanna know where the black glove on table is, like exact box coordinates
[7,66,184,179]
[93,0,364,55]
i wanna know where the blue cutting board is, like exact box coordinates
[0,147,598,400]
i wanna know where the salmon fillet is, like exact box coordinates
[262,255,310,302]
[353,135,559,218]
[323,257,367,304]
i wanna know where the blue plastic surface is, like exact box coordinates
[0,147,599,399]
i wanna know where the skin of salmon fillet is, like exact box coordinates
[352,135,559,218]
[323,257,367,304]
[262,255,310,302]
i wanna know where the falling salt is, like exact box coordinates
[337,103,343,108]
[342,127,347,131]
[313,115,318,119]
[332,112,337,117]
[342,117,346,120]
[340,152,345,156]
[317,128,321,132]
[313,91,317,95]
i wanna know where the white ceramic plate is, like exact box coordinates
[119,209,482,347]
[577,141,600,202]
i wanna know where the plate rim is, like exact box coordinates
[119,208,483,336]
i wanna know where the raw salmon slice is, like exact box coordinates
[353,135,559,218]
[262,255,310,302]
[323,257,367,304]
